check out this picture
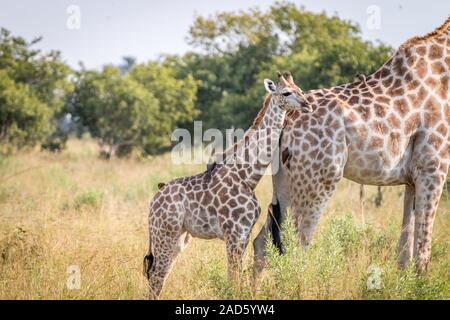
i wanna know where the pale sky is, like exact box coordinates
[0,0,449,69]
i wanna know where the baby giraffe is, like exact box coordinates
[144,73,312,299]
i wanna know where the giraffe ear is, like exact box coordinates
[264,79,276,93]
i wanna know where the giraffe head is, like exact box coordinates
[264,71,313,113]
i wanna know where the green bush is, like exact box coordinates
[195,210,449,300]
[0,29,71,152]
[73,189,104,210]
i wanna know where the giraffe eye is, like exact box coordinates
[282,91,292,97]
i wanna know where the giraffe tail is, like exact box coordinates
[143,235,154,280]
[269,200,285,255]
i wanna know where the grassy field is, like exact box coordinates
[0,138,449,299]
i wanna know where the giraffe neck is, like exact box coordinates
[220,98,286,190]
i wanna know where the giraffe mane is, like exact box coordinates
[211,93,272,164]
[400,16,450,50]
[250,93,272,129]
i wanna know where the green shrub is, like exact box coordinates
[73,189,104,210]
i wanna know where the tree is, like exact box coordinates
[184,2,393,131]
[0,70,51,149]
[119,56,137,74]
[129,61,198,154]
[0,28,71,152]
[68,63,198,158]
[68,66,158,158]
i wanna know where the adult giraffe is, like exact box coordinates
[254,18,450,274]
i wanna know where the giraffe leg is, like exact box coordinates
[178,231,192,253]
[397,184,415,269]
[375,186,383,208]
[294,181,339,250]
[253,164,290,278]
[147,230,186,299]
[297,197,333,250]
[359,184,365,226]
[146,236,174,299]
[253,202,285,277]
[253,218,270,279]
[413,171,447,273]
[226,237,248,288]
[286,140,344,250]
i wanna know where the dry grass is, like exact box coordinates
[0,138,448,299]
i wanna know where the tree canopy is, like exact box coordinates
[182,2,393,130]
[67,62,198,157]
[0,28,71,152]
